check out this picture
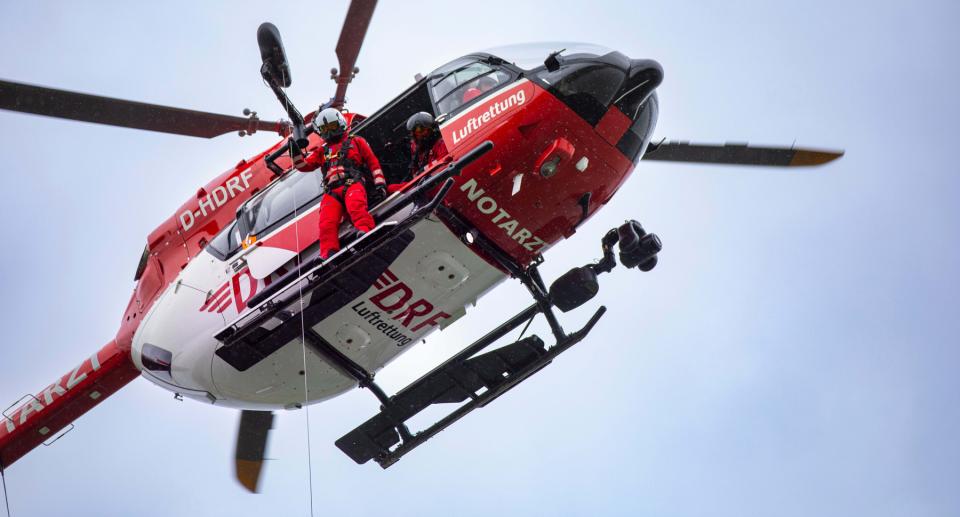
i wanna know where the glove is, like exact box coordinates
[371,184,387,205]
[289,139,310,171]
[266,160,284,176]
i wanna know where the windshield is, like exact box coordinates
[482,42,615,70]
[207,220,242,258]
[431,62,510,113]
[429,58,512,115]
[534,62,626,125]
[239,170,324,239]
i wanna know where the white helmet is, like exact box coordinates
[312,107,347,142]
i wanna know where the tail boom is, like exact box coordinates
[0,340,139,468]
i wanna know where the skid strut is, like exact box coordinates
[336,300,604,468]
[334,217,609,467]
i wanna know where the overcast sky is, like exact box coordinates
[1,1,958,516]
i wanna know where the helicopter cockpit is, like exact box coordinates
[206,42,662,262]
[347,56,516,186]
[427,57,514,115]
[206,169,325,260]
[352,42,661,175]
[484,42,662,162]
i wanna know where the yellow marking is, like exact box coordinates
[235,459,264,493]
[789,149,845,166]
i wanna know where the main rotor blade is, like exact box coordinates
[235,410,274,493]
[642,140,844,167]
[0,79,286,139]
[331,0,378,109]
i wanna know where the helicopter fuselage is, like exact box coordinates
[128,59,661,408]
[0,47,662,465]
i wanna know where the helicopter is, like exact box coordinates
[0,0,843,494]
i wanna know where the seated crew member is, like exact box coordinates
[388,112,447,194]
[296,107,386,259]
[461,75,500,104]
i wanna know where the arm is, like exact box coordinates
[429,138,448,164]
[295,147,324,173]
[355,137,385,186]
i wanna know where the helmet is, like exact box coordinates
[313,107,347,142]
[405,112,436,143]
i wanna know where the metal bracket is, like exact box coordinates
[41,423,74,446]
[2,395,77,447]
[239,108,260,137]
[3,394,38,421]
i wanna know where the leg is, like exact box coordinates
[344,182,375,232]
[317,190,345,258]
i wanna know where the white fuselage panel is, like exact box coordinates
[131,215,505,410]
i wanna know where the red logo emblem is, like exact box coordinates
[199,267,287,314]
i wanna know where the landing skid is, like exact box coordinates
[334,213,661,468]
[336,297,605,468]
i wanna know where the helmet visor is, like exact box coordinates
[412,125,433,139]
[318,120,342,136]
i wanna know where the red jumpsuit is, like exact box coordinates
[388,137,449,194]
[298,135,385,258]
[411,137,448,173]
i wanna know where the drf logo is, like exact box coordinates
[351,269,451,346]
[199,267,287,314]
[198,267,451,347]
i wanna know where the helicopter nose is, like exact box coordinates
[541,57,662,126]
[609,59,662,161]
[618,59,663,112]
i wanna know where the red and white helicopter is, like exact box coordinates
[0,0,841,493]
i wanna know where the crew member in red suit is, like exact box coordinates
[461,74,500,104]
[297,107,386,259]
[390,112,447,193]
[388,112,448,194]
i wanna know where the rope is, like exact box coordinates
[295,227,315,517]
[1,462,11,517]
[281,67,316,517]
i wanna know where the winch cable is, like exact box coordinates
[280,66,316,517]
[1,461,11,517]
[294,192,316,517]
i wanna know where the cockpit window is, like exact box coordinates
[240,170,325,237]
[617,93,659,162]
[534,63,625,125]
[207,170,324,260]
[429,59,512,115]
[207,220,241,259]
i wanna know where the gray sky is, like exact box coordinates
[1,1,958,516]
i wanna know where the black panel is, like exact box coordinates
[538,63,625,126]
[641,141,844,167]
[616,93,659,162]
[351,79,436,185]
[236,410,273,462]
[141,343,172,377]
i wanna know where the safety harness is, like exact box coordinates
[321,136,372,204]
[408,134,440,181]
